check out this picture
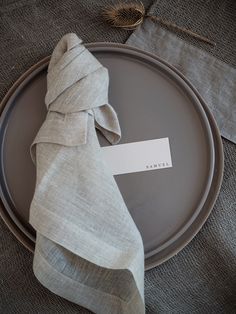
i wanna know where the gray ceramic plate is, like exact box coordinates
[0,43,223,270]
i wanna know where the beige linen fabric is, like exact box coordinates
[29,33,145,314]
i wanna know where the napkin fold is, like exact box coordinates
[29,33,144,314]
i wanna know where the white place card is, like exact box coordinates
[101,137,172,175]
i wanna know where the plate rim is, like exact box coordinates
[0,42,224,269]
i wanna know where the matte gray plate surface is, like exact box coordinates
[0,43,223,269]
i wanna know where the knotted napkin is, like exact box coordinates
[29,33,145,314]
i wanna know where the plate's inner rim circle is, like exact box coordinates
[0,44,216,253]
[0,51,214,255]
[0,43,222,266]
[1,45,214,251]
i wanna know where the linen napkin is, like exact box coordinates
[29,33,144,314]
[127,19,236,143]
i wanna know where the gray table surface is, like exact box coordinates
[0,0,236,313]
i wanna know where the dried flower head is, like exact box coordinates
[102,1,145,30]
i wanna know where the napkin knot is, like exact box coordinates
[31,33,121,162]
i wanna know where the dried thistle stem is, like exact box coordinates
[147,15,216,46]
